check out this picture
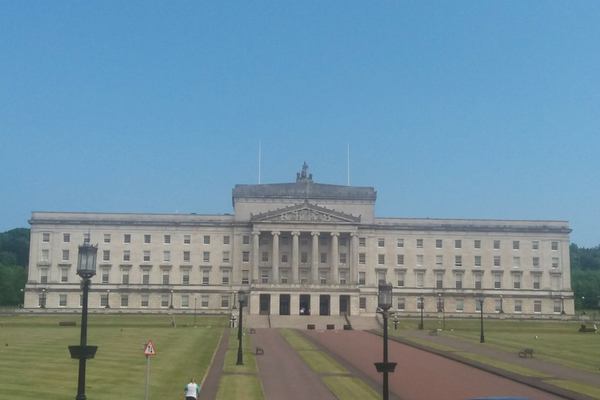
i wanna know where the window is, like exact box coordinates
[203,252,210,263]
[456,299,464,311]
[163,251,171,262]
[416,255,423,266]
[221,296,229,308]
[182,269,190,285]
[243,235,250,245]
[159,296,167,308]
[532,274,540,290]
[397,238,404,248]
[162,271,170,285]
[513,257,520,268]
[281,253,289,263]
[204,235,210,245]
[475,299,482,312]
[455,255,462,267]
[242,270,250,285]
[474,256,481,267]
[493,256,501,267]
[262,236,270,246]
[261,269,269,283]
[551,241,558,251]
[301,252,308,263]
[377,270,386,284]
[339,270,347,284]
[321,253,327,263]
[358,253,366,264]
[474,240,481,249]
[417,297,424,310]
[436,272,443,289]
[183,251,191,262]
[435,239,442,249]
[397,298,405,310]
[281,236,289,245]
[99,294,107,307]
[416,272,424,288]
[121,295,128,307]
[202,269,210,285]
[242,252,250,262]
[358,271,366,285]
[355,237,365,247]
[339,253,346,264]
[61,268,68,283]
[201,295,209,308]
[143,251,151,262]
[532,240,539,250]
[397,271,405,287]
[124,234,131,244]
[514,300,522,313]
[281,270,288,284]
[62,250,69,261]
[122,270,130,284]
[533,257,540,268]
[378,238,385,247]
[551,275,560,290]
[493,274,501,289]
[554,300,562,313]
[182,295,189,308]
[41,249,49,261]
[474,273,482,290]
[513,241,520,250]
[261,252,269,262]
[495,299,502,312]
[359,297,366,309]
[184,235,191,245]
[222,269,230,284]
[101,268,109,284]
[513,274,521,289]
[63,233,70,243]
[38,293,45,307]
[103,250,110,262]
[455,240,462,249]
[339,237,347,247]
[416,239,423,248]
[320,270,328,284]
[123,251,130,262]
[378,254,385,265]
[397,254,404,266]
[534,301,542,313]
[552,258,559,268]
[144,234,151,244]
[493,240,500,250]
[142,270,150,285]
[223,251,230,263]
[223,235,230,245]
[59,295,67,307]
[104,234,111,243]
[42,233,50,242]
[40,268,48,284]
[141,294,149,307]
[320,236,328,246]
[455,273,463,289]
[300,270,308,284]
[164,235,171,244]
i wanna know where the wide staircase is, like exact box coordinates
[245,314,380,331]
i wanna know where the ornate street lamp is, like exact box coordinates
[169,289,174,309]
[375,283,396,400]
[419,296,424,330]
[236,290,248,365]
[581,296,586,315]
[41,288,46,308]
[561,296,566,314]
[478,295,485,343]
[105,289,110,308]
[438,293,445,330]
[68,239,99,400]
[499,294,504,313]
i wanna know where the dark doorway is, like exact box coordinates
[319,295,330,316]
[279,294,290,315]
[299,294,310,315]
[339,295,350,316]
[259,294,270,315]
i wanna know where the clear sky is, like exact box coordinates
[1,2,599,247]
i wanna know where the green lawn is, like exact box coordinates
[0,314,226,400]
[323,376,381,400]
[217,374,264,400]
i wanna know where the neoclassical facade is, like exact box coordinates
[25,165,574,317]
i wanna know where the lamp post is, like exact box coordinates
[419,296,424,330]
[478,296,485,343]
[236,290,248,365]
[169,289,174,309]
[561,296,566,314]
[68,239,99,400]
[20,288,24,308]
[374,283,396,400]
[194,297,197,327]
[581,296,586,315]
[499,295,504,313]
[438,294,445,331]
[41,288,46,308]
[105,290,110,308]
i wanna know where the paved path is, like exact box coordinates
[198,328,230,399]
[303,330,572,400]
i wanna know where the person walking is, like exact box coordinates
[182,378,200,400]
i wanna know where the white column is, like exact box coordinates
[252,231,260,283]
[291,231,300,284]
[330,232,339,285]
[311,232,320,284]
[350,233,359,285]
[271,231,280,283]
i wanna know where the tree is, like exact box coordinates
[0,228,29,306]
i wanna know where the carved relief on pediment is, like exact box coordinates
[277,208,335,222]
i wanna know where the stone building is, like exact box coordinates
[24,164,574,317]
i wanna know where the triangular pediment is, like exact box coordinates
[250,201,360,223]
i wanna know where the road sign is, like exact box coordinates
[143,340,156,356]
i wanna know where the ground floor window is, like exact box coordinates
[455,299,464,312]
[201,295,209,308]
[359,297,366,309]
[121,295,128,307]
[534,300,542,313]
[181,295,189,308]
[161,295,169,308]
[59,295,67,307]
[397,298,405,310]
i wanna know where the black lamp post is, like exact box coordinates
[105,290,110,308]
[20,288,24,308]
[419,296,424,330]
[499,295,504,313]
[68,239,99,400]
[194,297,197,327]
[478,296,485,343]
[41,288,46,308]
[375,283,396,400]
[561,296,566,314]
[236,290,248,365]
[438,293,445,330]
[169,289,174,309]
[581,296,586,315]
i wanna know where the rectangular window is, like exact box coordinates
[281,269,288,284]
[417,297,424,310]
[222,269,230,284]
[164,235,171,244]
[182,235,191,245]
[321,253,327,263]
[397,254,404,266]
[161,295,169,308]
[203,252,210,263]
[221,296,229,308]
[416,272,424,288]
[358,237,366,247]
[281,253,289,263]
[377,270,386,284]
[339,237,347,247]
[182,295,189,308]
[416,239,423,248]
[144,234,151,244]
[513,257,520,268]
[301,252,308,263]
[204,235,210,245]
[104,234,111,243]
[436,272,443,289]
[223,251,230,263]
[436,239,442,249]
[183,251,191,262]
[62,250,69,261]
[513,274,521,289]
[223,235,230,245]
[378,254,385,265]
[534,301,542,313]
[474,240,481,249]
[121,295,128,307]
[201,295,209,308]
[455,255,462,267]
[476,299,482,312]
[141,294,149,307]
[242,252,250,262]
[554,300,562,313]
[320,236,328,246]
[493,274,501,289]
[42,233,50,242]
[456,299,464,311]
[124,234,131,244]
[515,300,522,313]
[122,270,130,285]
[123,251,130,262]
[261,269,269,284]
[103,250,110,262]
[474,256,482,267]
[320,270,328,284]
[552,258,559,268]
[533,274,540,290]
[40,268,48,284]
[339,253,346,264]
[397,298,405,310]
[551,275,560,290]
[533,257,540,268]
[281,236,289,245]
[143,251,150,262]
[142,270,150,285]
[61,268,68,283]
[358,253,366,264]
[243,235,250,245]
[455,240,462,249]
[495,299,502,312]
[455,273,463,289]
[182,269,190,285]
[532,240,539,250]
[339,270,347,284]
[494,256,501,267]
[163,251,171,262]
[493,240,500,250]
[63,233,70,243]
[397,238,404,248]
[262,252,269,262]
[397,271,405,287]
[513,240,520,250]
[59,295,67,307]
[358,271,366,285]
[101,268,109,284]
[416,255,423,266]
[41,249,49,261]
[359,297,366,309]
[300,270,308,284]
[474,274,482,290]
[242,270,250,285]
[162,272,170,285]
[551,241,558,251]
[378,238,385,247]
[202,269,210,285]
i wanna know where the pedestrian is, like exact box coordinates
[182,378,200,400]
[171,316,176,327]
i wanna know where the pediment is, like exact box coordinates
[250,202,360,223]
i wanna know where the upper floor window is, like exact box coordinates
[532,241,539,251]
[223,236,230,245]
[435,239,442,249]
[416,239,423,248]
[63,233,70,243]
[377,238,385,247]
[104,234,111,243]
[493,240,500,250]
[455,240,462,249]
[359,237,366,247]
[551,241,559,251]
[42,233,50,242]
[144,235,151,244]
[204,235,211,245]
[397,238,404,248]
[183,235,191,245]
[124,234,131,244]
[164,235,171,244]
[513,241,520,250]
[474,240,481,249]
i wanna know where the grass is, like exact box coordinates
[455,352,551,377]
[322,376,381,400]
[0,314,226,400]
[545,380,600,400]
[297,349,348,374]
[223,349,258,373]
[216,374,264,400]
[278,328,316,350]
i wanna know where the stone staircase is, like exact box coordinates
[244,314,379,331]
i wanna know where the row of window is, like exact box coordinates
[372,254,560,269]
[44,233,236,246]
[370,238,560,251]
[39,293,229,309]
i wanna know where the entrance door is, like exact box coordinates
[259,294,270,315]
[339,295,350,316]
[279,294,290,315]
[319,295,330,316]
[299,294,310,315]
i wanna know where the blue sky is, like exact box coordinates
[1,2,599,247]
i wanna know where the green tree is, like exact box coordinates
[0,228,30,306]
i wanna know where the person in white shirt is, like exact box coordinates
[182,378,200,400]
